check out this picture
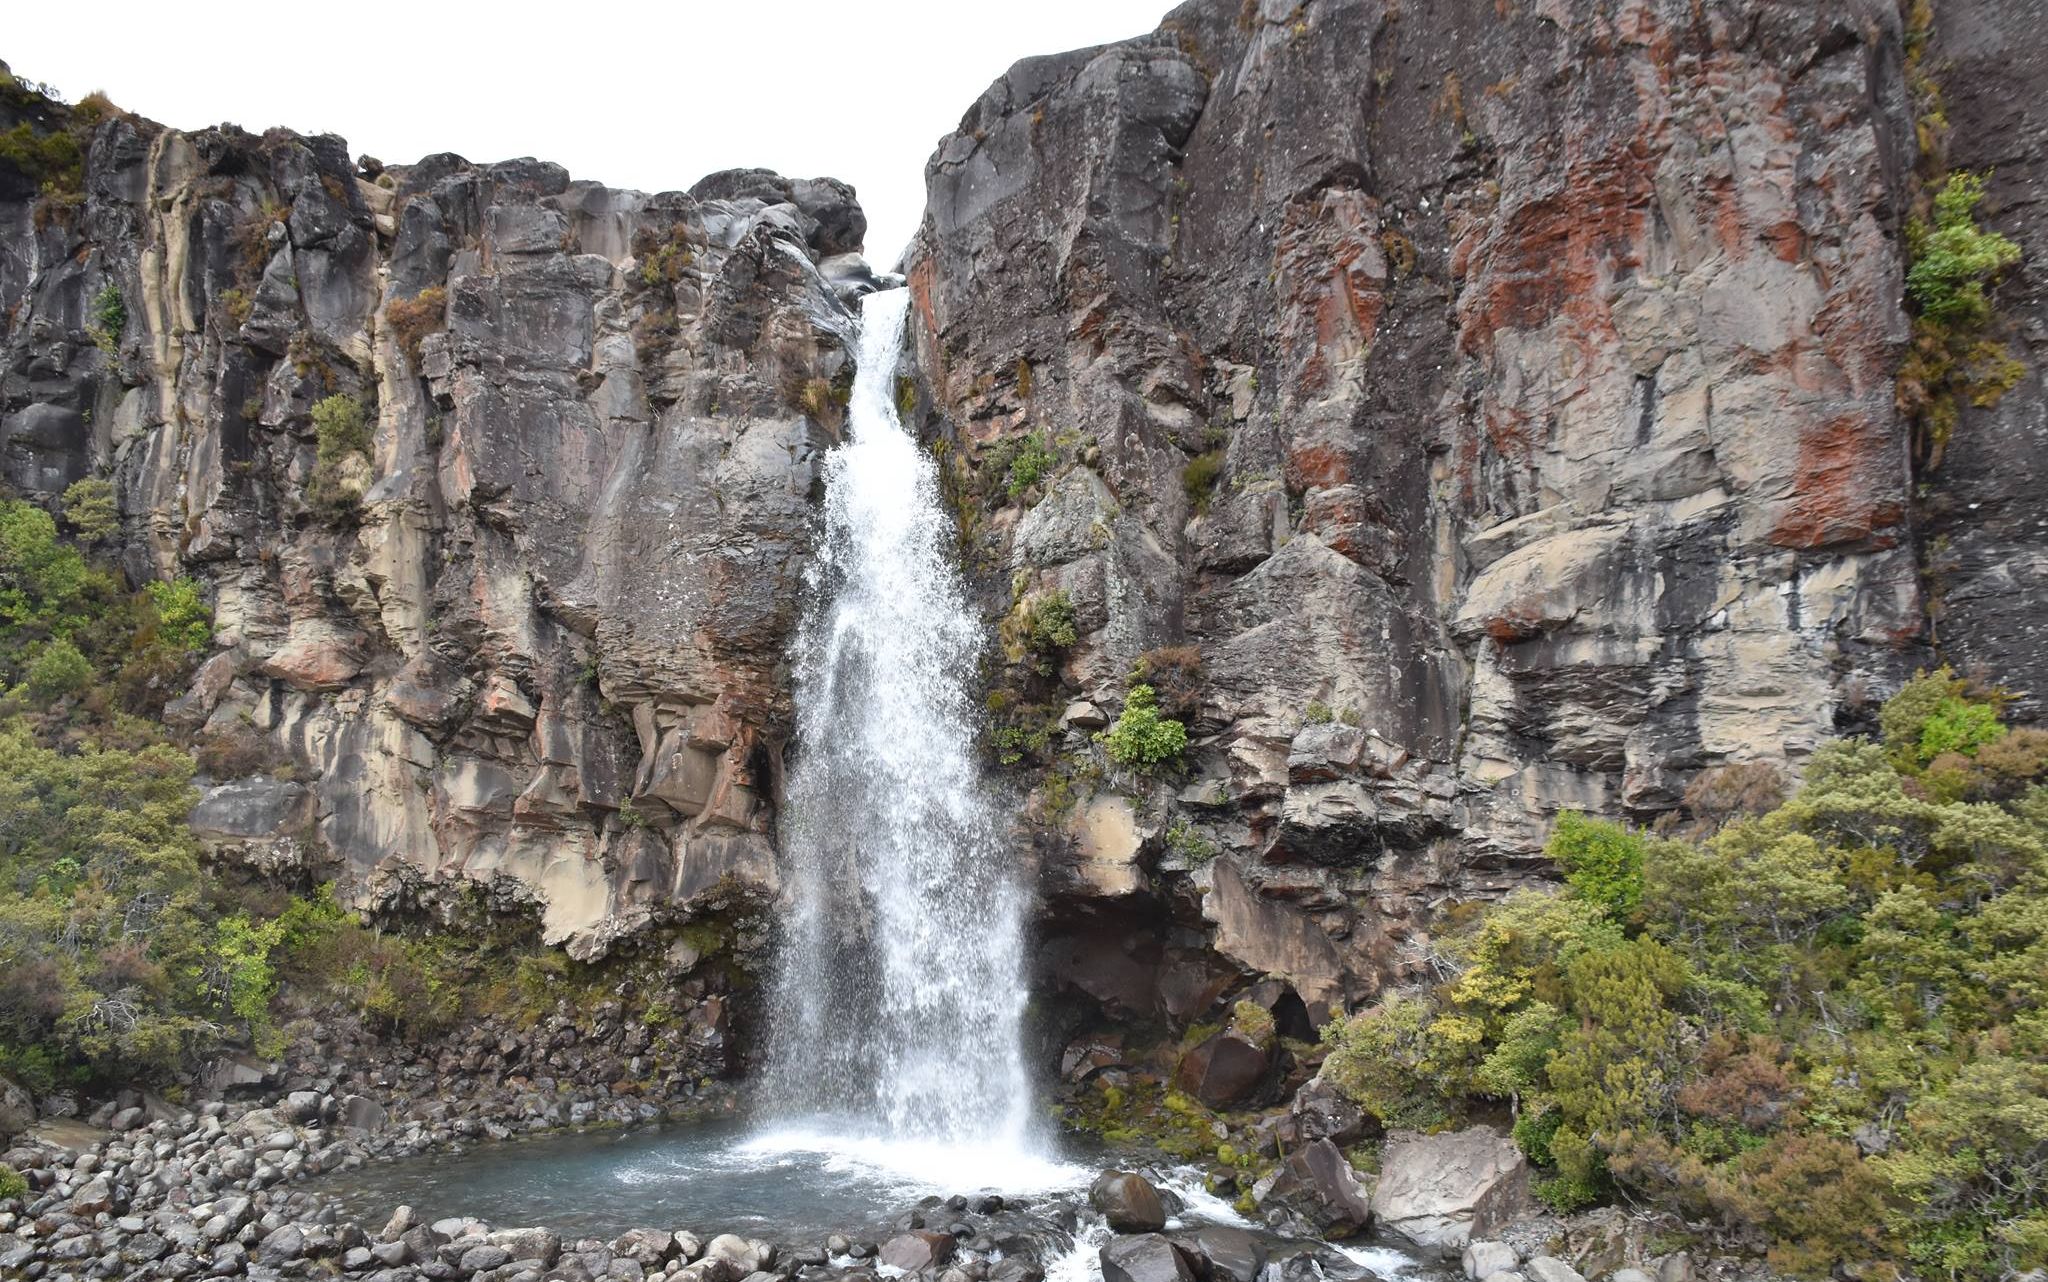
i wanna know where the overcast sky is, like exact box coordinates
[8,0,1177,267]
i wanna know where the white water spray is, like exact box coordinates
[760,287,1047,1183]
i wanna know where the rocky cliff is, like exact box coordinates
[0,79,873,957]
[3,0,2041,1042]
[900,0,2039,1029]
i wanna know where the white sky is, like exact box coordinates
[7,0,1177,267]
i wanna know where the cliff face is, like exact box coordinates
[0,92,867,956]
[901,0,2033,1024]
[2,0,2040,1031]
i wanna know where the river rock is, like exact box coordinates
[1101,1234,1198,1282]
[614,1229,676,1265]
[1527,1259,1587,1282]
[1370,1127,1530,1255]
[1465,1241,1520,1280]
[1090,1170,1167,1232]
[1175,1226,1266,1282]
[1259,1139,1372,1236]
[879,1231,956,1271]
[489,1227,561,1265]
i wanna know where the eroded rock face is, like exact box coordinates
[905,0,1945,1013]
[0,107,867,956]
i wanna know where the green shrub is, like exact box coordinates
[88,284,125,353]
[1005,432,1056,498]
[1907,172,2022,328]
[1182,449,1225,513]
[1547,811,1646,919]
[60,479,117,545]
[0,121,82,192]
[1165,817,1217,864]
[1023,590,1077,655]
[144,579,212,652]
[1099,684,1187,771]
[307,394,371,517]
[0,1162,25,1203]
[24,637,91,699]
[1899,173,2027,456]
[1311,672,2048,1281]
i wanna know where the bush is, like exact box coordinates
[144,579,212,652]
[1023,591,1077,656]
[1099,684,1187,771]
[0,1162,25,1203]
[24,637,91,700]
[307,395,370,517]
[1547,812,1646,919]
[1132,645,1203,719]
[1005,432,1056,498]
[1182,449,1225,513]
[384,286,446,368]
[60,479,117,545]
[1907,172,2022,328]
[1312,670,2048,1280]
[88,283,125,353]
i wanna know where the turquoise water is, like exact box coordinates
[318,1116,1097,1243]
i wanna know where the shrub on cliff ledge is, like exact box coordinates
[384,286,446,368]
[1899,171,2026,459]
[307,394,370,518]
[1099,684,1187,772]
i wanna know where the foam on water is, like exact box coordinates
[737,1124,1092,1194]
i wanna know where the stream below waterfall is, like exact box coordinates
[312,1117,1442,1282]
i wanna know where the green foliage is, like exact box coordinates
[1099,683,1187,772]
[88,284,125,353]
[1547,811,1646,919]
[1315,671,2048,1279]
[24,637,92,700]
[1023,590,1077,656]
[0,1161,25,1202]
[1182,449,1225,513]
[1907,173,2023,328]
[307,394,371,518]
[144,579,212,653]
[1922,699,2006,761]
[1005,432,1056,498]
[0,500,90,634]
[1165,817,1218,864]
[1899,173,2027,458]
[0,121,82,192]
[60,479,117,545]
[1230,999,1275,1048]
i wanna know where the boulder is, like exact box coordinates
[0,1076,35,1142]
[1260,1139,1372,1235]
[1370,1126,1530,1255]
[1464,1241,1519,1280]
[1526,1259,1586,1282]
[1175,1031,1271,1107]
[878,1232,955,1271]
[1175,1226,1265,1282]
[1100,1234,1198,1282]
[488,1227,561,1266]
[1090,1169,1167,1232]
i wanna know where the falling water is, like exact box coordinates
[759,286,1043,1179]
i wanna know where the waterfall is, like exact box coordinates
[759,286,1039,1171]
